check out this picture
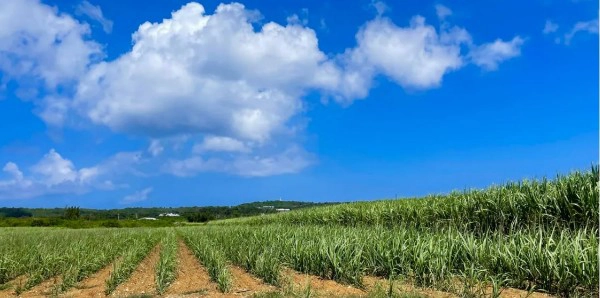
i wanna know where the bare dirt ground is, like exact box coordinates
[163,241,220,297]
[363,276,555,298]
[493,287,554,298]
[228,266,275,296]
[0,276,27,297]
[61,260,119,298]
[282,268,366,297]
[363,276,455,298]
[111,245,161,297]
[19,276,62,298]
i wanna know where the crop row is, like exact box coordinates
[1,225,596,297]
[214,167,599,233]
[156,229,178,294]
[0,228,164,295]
[180,224,598,297]
[181,230,232,292]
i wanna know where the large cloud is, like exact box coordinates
[75,2,336,143]
[74,2,524,136]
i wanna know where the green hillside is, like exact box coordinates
[213,166,599,233]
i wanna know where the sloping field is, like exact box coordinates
[0,167,597,297]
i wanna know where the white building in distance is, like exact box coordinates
[159,213,181,217]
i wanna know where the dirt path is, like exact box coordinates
[0,276,27,297]
[363,276,555,298]
[282,268,366,297]
[61,261,120,298]
[228,266,274,296]
[18,276,62,298]
[364,276,455,298]
[494,287,554,298]
[111,245,160,297]
[163,241,221,297]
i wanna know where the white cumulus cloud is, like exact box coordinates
[0,1,526,182]
[31,149,81,186]
[324,16,473,103]
[74,2,336,143]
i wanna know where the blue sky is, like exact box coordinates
[0,0,597,208]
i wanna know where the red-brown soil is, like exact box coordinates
[163,241,221,297]
[282,268,366,297]
[111,245,161,297]
[61,261,119,298]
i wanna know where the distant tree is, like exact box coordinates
[185,211,216,223]
[0,208,32,218]
[64,206,80,220]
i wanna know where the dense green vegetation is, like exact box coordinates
[1,200,325,219]
[0,200,328,228]
[155,229,178,294]
[181,229,233,292]
[216,167,599,233]
[0,167,596,297]
[181,224,597,296]
[104,230,161,294]
[202,167,599,296]
[0,228,158,295]
[0,217,181,229]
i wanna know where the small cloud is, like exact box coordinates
[371,0,389,16]
[0,149,139,199]
[554,37,562,44]
[469,36,525,71]
[287,8,309,26]
[148,140,164,157]
[37,96,70,128]
[31,149,79,186]
[564,19,598,45]
[193,136,250,153]
[75,1,113,33]
[435,4,452,20]
[3,162,24,181]
[543,20,559,34]
[165,146,313,177]
[286,14,308,26]
[121,187,153,204]
[320,18,328,30]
